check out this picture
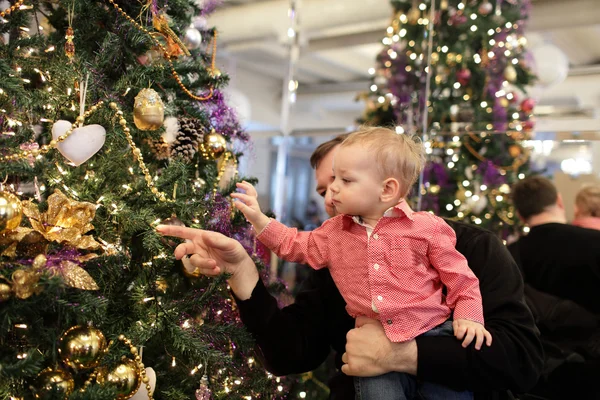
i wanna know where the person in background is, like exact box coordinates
[508,175,600,399]
[508,175,600,314]
[157,133,543,400]
[232,127,491,400]
[572,184,600,231]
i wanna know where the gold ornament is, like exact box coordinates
[217,152,238,192]
[11,268,41,299]
[0,283,11,301]
[14,190,100,250]
[58,326,107,369]
[97,359,141,400]
[200,131,227,160]
[155,277,168,293]
[64,27,75,59]
[504,65,517,83]
[0,191,23,233]
[54,260,99,291]
[64,3,75,60]
[133,88,165,131]
[508,144,522,158]
[152,13,191,57]
[34,368,75,400]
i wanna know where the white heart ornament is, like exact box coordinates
[52,120,106,166]
[130,367,156,399]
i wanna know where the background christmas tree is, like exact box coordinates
[359,0,536,238]
[0,0,297,398]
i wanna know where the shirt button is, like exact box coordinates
[387,319,393,325]
[373,233,379,240]
[374,263,380,270]
[377,295,383,301]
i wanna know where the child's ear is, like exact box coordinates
[381,178,401,202]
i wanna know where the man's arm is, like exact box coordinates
[235,268,352,376]
[416,227,544,393]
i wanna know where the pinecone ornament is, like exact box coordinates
[171,117,206,161]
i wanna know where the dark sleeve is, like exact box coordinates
[415,231,544,393]
[233,272,333,376]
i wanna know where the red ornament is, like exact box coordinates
[456,68,472,86]
[522,119,535,131]
[521,98,535,113]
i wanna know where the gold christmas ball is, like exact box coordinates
[58,326,107,369]
[200,131,227,160]
[0,283,11,302]
[508,144,522,157]
[34,368,74,400]
[133,88,165,131]
[97,359,141,400]
[504,65,517,83]
[0,191,23,233]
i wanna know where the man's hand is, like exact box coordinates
[341,316,418,377]
[453,319,493,350]
[231,181,271,233]
[156,225,259,300]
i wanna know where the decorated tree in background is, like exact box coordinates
[359,0,536,238]
[0,0,304,398]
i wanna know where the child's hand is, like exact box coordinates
[453,319,492,350]
[231,181,271,233]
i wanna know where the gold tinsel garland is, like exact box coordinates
[106,0,217,102]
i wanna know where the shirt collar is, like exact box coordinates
[344,200,414,230]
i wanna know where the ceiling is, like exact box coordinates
[208,0,600,134]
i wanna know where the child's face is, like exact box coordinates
[329,144,385,217]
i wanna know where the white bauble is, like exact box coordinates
[183,27,202,50]
[531,44,569,88]
[162,117,179,144]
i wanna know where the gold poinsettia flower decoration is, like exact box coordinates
[0,190,101,257]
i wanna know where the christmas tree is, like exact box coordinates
[359,0,536,238]
[0,0,289,398]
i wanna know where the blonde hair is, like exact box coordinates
[575,184,600,217]
[341,126,425,197]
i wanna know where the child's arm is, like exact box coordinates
[231,181,330,269]
[231,181,271,233]
[428,218,492,350]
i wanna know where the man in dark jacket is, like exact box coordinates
[158,136,543,399]
[509,175,600,399]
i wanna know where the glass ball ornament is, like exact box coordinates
[96,359,141,400]
[133,88,165,131]
[183,27,202,50]
[33,368,75,400]
[58,326,107,369]
[200,131,227,160]
[0,191,23,233]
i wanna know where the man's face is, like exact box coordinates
[315,145,338,217]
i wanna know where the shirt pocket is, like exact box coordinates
[389,238,429,269]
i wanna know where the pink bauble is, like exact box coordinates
[522,119,535,131]
[521,98,536,113]
[478,2,493,15]
[456,68,472,86]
